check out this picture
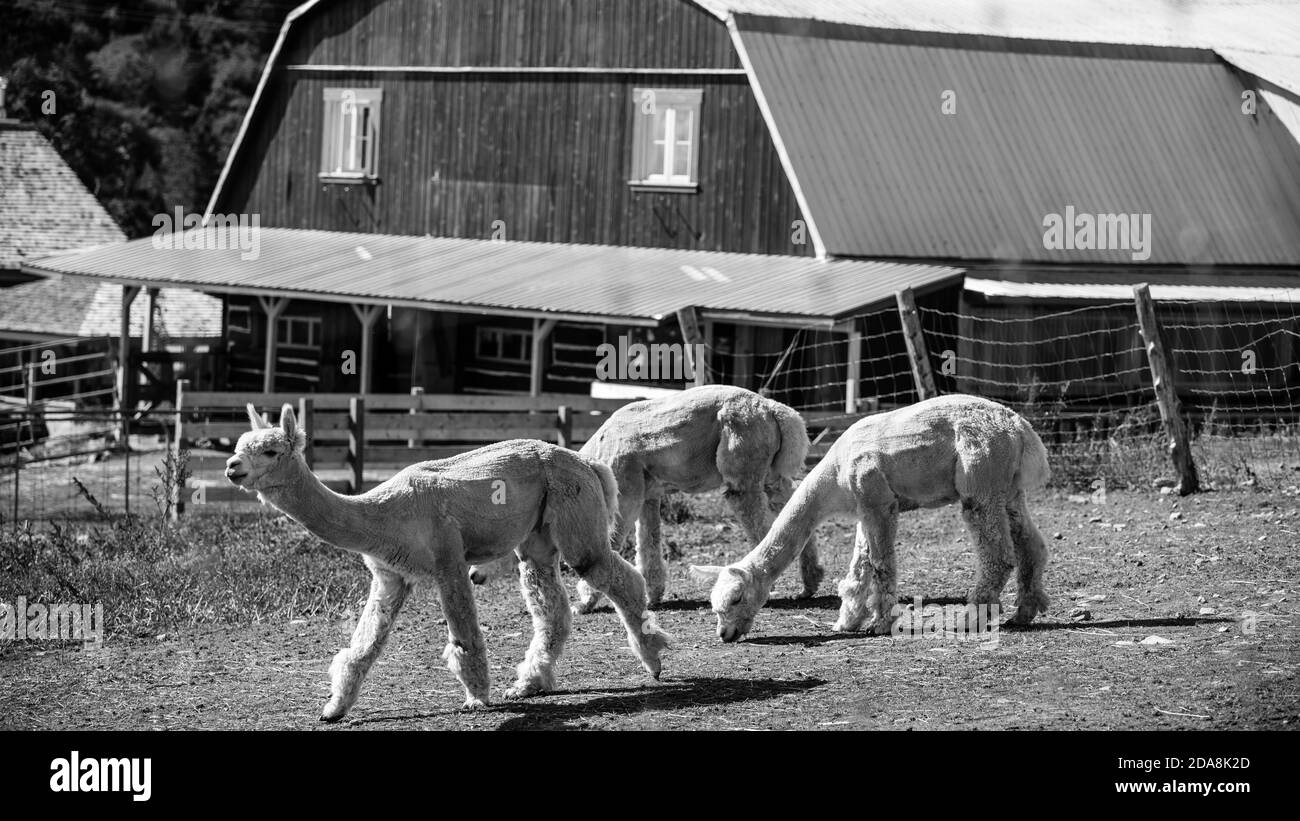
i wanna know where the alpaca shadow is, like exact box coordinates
[1002,615,1237,632]
[747,615,1240,646]
[765,593,966,611]
[490,675,826,730]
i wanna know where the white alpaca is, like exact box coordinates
[691,395,1051,642]
[226,404,670,720]
[549,385,824,612]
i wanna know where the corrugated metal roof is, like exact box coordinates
[0,123,126,271]
[21,228,962,326]
[700,1,1300,90]
[736,19,1300,265]
[967,276,1300,303]
[0,276,222,338]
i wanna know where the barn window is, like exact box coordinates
[476,326,533,364]
[629,88,702,191]
[227,305,251,334]
[276,316,322,349]
[320,88,382,181]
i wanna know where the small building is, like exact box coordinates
[0,84,222,408]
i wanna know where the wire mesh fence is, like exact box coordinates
[4,287,1300,522]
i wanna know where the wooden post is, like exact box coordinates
[896,288,937,401]
[407,386,424,450]
[350,304,383,394]
[733,324,754,390]
[1133,284,1200,495]
[845,328,862,414]
[258,296,288,393]
[530,318,557,397]
[117,285,140,444]
[298,396,314,469]
[556,405,572,449]
[348,395,365,495]
[676,307,709,386]
[171,379,188,520]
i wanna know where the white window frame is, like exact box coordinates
[475,326,533,365]
[320,87,383,181]
[629,88,702,191]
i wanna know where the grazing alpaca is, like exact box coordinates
[690,395,1051,642]
[551,385,824,613]
[226,404,670,720]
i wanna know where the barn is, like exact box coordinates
[19,0,1300,416]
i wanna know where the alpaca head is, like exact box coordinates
[689,563,769,643]
[226,403,307,492]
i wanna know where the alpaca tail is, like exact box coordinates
[580,454,620,535]
[768,400,811,480]
[1015,415,1052,493]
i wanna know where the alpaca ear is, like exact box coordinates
[246,403,270,430]
[689,565,725,585]
[279,403,305,452]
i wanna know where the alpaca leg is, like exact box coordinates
[565,547,670,679]
[435,561,491,709]
[1007,491,1050,624]
[635,492,667,607]
[768,476,824,598]
[962,498,1015,618]
[506,536,571,699]
[321,561,411,722]
[574,466,642,615]
[834,506,898,635]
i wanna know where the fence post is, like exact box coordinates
[171,379,189,520]
[676,307,710,386]
[896,288,937,400]
[298,396,314,469]
[348,395,365,495]
[408,386,424,451]
[845,328,862,414]
[1133,284,1199,495]
[556,405,572,449]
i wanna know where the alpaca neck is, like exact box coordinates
[742,465,837,587]
[260,460,383,555]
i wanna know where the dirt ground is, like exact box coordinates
[1,487,1296,730]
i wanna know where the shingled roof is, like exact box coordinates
[0,121,126,270]
[0,119,222,339]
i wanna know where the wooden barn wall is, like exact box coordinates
[217,0,807,255]
[281,0,738,69]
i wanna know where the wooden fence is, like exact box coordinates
[170,382,632,514]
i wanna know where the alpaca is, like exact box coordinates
[226,404,670,720]
[690,394,1051,642]
[540,385,825,613]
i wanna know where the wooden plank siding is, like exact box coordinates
[281,0,739,70]
[215,0,808,256]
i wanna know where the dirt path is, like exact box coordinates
[2,489,1297,730]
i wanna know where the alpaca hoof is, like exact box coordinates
[504,681,547,700]
[320,700,347,723]
[799,566,826,599]
[572,599,602,616]
[461,696,488,710]
[865,617,895,636]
